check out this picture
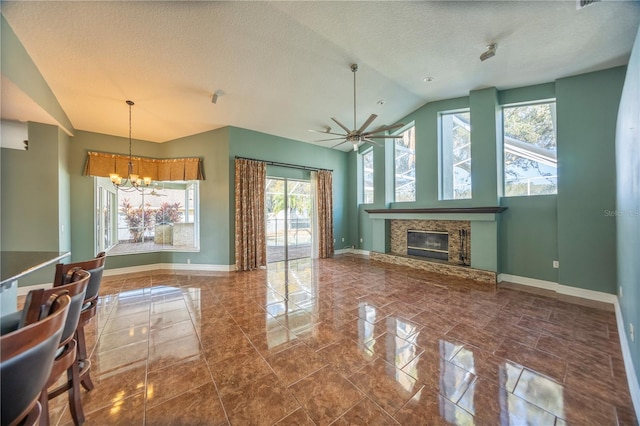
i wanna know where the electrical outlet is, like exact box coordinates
[552,260,559,268]
[342,238,345,242]
[630,323,635,342]
[620,286,624,298]
[187,258,191,264]
[360,238,363,243]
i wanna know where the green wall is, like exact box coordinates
[161,128,231,266]
[1,122,68,285]
[499,195,558,282]
[353,69,626,291]
[556,66,626,293]
[615,25,640,388]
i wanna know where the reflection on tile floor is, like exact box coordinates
[48,255,637,425]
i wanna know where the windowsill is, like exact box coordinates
[107,243,200,256]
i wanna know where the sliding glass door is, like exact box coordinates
[265,178,313,263]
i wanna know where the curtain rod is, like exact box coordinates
[234,156,333,172]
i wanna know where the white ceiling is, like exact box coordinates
[2,1,639,151]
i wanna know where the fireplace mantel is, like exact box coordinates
[365,206,507,222]
[365,207,507,214]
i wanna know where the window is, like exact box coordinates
[503,102,557,196]
[362,149,374,204]
[95,184,116,254]
[394,126,416,202]
[97,178,200,255]
[440,111,472,200]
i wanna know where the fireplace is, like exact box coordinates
[407,230,448,261]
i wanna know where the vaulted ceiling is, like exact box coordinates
[2,1,639,150]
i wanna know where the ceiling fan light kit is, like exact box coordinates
[310,63,404,151]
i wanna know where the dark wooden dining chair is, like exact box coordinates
[0,292,71,426]
[53,251,106,391]
[26,269,90,426]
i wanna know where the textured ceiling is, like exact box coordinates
[2,1,639,150]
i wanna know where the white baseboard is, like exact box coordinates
[335,248,370,256]
[103,263,235,277]
[497,273,617,304]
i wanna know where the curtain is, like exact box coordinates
[235,158,267,271]
[316,170,334,258]
[84,151,204,181]
[311,172,319,259]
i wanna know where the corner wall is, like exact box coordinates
[557,66,626,293]
[615,24,640,399]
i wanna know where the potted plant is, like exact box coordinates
[120,199,154,242]
[154,202,183,244]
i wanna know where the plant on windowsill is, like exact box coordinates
[153,202,183,245]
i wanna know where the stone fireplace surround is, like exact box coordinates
[391,219,470,265]
[365,207,507,285]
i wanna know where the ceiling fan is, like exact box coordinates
[311,64,405,151]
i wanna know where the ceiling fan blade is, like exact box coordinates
[331,140,349,149]
[369,123,405,134]
[357,114,378,134]
[363,138,383,147]
[331,117,352,134]
[315,137,347,142]
[308,129,346,137]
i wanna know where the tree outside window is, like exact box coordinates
[440,111,471,200]
[503,102,557,196]
[395,126,416,202]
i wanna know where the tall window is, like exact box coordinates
[96,184,116,254]
[362,149,374,204]
[440,111,472,200]
[96,178,200,255]
[394,126,416,202]
[503,102,557,196]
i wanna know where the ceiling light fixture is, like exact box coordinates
[109,100,152,192]
[480,43,498,62]
[211,89,223,104]
[423,76,434,83]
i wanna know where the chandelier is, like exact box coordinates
[109,100,152,192]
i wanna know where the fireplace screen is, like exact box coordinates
[407,230,449,261]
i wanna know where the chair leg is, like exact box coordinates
[75,327,94,391]
[66,362,85,425]
[39,391,50,426]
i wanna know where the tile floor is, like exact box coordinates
[47,255,637,425]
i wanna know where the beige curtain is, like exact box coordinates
[84,151,204,181]
[235,159,267,271]
[316,170,334,258]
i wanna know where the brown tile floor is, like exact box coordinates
[47,255,637,425]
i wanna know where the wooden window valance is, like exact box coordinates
[84,151,204,181]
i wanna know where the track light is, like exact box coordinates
[480,43,498,61]
[211,89,223,104]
